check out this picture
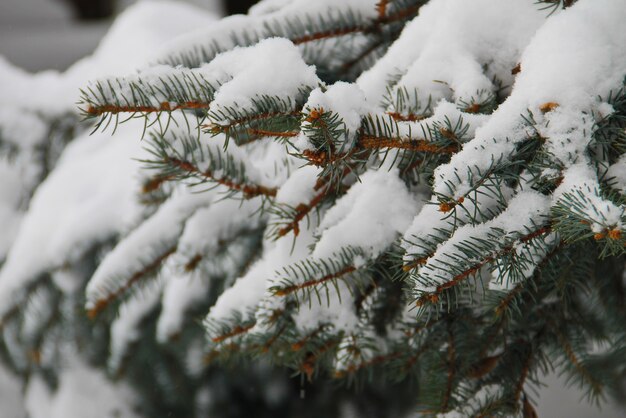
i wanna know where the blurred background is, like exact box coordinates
[0,1,625,417]
[0,0,262,72]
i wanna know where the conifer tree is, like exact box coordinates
[1,0,626,417]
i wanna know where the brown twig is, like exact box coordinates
[417,225,553,306]
[273,265,357,296]
[291,3,421,45]
[87,246,177,319]
[211,322,256,343]
[360,135,459,154]
[85,101,210,117]
[167,157,277,198]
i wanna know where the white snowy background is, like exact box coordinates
[0,0,624,417]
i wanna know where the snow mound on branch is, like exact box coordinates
[25,359,141,418]
[208,38,319,117]
[433,0,626,197]
[298,82,373,150]
[415,191,550,293]
[109,280,163,373]
[0,0,219,309]
[0,120,148,318]
[207,206,319,324]
[314,169,422,260]
[85,185,215,312]
[357,0,547,109]
[157,0,379,64]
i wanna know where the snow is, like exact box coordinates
[109,280,163,373]
[0,107,51,260]
[156,0,379,67]
[402,181,514,265]
[433,0,626,198]
[207,259,268,323]
[414,191,550,292]
[394,100,490,142]
[178,196,263,258]
[1,0,625,416]
[357,0,547,110]
[208,38,320,120]
[207,197,320,328]
[0,0,220,317]
[0,120,147,319]
[273,165,321,207]
[249,0,295,15]
[489,231,559,291]
[554,162,624,233]
[24,359,141,418]
[292,280,359,333]
[314,168,421,260]
[20,286,56,346]
[85,37,320,123]
[156,195,263,342]
[0,1,218,115]
[85,185,215,312]
[157,271,210,343]
[606,154,626,192]
[298,82,373,150]
[154,126,295,192]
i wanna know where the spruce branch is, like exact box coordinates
[143,130,278,199]
[87,245,176,319]
[203,93,308,146]
[159,0,427,73]
[413,223,553,307]
[79,69,216,119]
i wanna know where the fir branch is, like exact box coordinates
[552,185,626,257]
[359,135,458,154]
[79,69,216,119]
[269,247,375,304]
[513,346,533,405]
[467,354,502,379]
[87,245,176,319]
[290,2,422,45]
[553,326,604,397]
[434,161,513,215]
[204,94,306,145]
[204,110,300,136]
[268,168,350,239]
[334,350,402,378]
[536,0,576,15]
[493,241,565,317]
[83,101,210,118]
[290,326,324,352]
[274,189,329,238]
[415,225,553,306]
[159,0,426,73]
[143,130,278,199]
[141,173,175,194]
[376,0,391,18]
[387,111,426,122]
[272,265,357,297]
[211,322,257,344]
[166,156,277,198]
[299,111,466,188]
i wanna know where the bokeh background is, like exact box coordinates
[0,1,624,417]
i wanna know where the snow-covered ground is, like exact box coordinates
[0,1,624,417]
